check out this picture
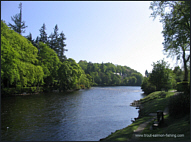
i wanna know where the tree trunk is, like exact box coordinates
[182,49,188,81]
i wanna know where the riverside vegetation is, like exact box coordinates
[101,1,190,141]
[100,89,190,141]
[1,2,145,95]
[1,1,190,141]
[1,19,143,95]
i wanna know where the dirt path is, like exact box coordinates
[131,105,169,141]
[129,91,180,141]
[131,118,154,140]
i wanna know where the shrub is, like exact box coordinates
[177,81,189,92]
[2,86,43,95]
[168,92,190,118]
[141,77,156,95]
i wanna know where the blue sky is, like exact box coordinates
[1,1,181,76]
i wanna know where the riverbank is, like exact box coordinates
[1,87,85,97]
[100,90,190,141]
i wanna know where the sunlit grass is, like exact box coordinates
[139,91,175,116]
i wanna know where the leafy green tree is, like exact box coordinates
[100,62,106,73]
[78,71,91,89]
[58,58,83,91]
[78,60,88,71]
[128,76,137,86]
[173,66,183,82]
[149,59,173,91]
[141,77,156,94]
[150,1,190,81]
[8,2,27,35]
[123,77,129,86]
[37,42,61,89]
[116,65,122,75]
[1,20,43,88]
[131,73,143,86]
[78,61,143,86]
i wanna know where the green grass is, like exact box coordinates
[101,90,190,141]
[101,116,152,141]
[139,91,175,116]
[139,114,190,141]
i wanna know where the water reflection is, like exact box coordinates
[1,86,144,141]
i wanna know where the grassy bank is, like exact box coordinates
[101,91,190,141]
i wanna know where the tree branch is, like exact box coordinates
[186,55,190,63]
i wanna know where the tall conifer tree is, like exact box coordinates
[8,2,27,35]
[39,23,48,44]
[58,31,67,61]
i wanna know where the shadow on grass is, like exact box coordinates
[101,117,152,141]
[139,114,190,141]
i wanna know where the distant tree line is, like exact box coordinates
[78,61,143,86]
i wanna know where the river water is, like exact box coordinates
[1,86,145,141]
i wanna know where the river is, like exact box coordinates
[1,86,145,141]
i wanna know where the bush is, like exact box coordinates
[2,86,43,95]
[168,92,190,118]
[177,81,189,92]
[141,77,156,95]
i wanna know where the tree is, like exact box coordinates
[150,1,190,81]
[37,42,61,88]
[141,77,156,94]
[49,25,59,52]
[26,32,35,46]
[48,25,67,61]
[58,31,67,61]
[149,59,173,91]
[145,70,149,77]
[128,76,137,86]
[173,66,183,82]
[39,23,48,44]
[1,20,43,88]
[8,2,27,35]
[58,58,83,91]
[100,62,106,73]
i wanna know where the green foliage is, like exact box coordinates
[38,42,61,87]
[2,87,43,95]
[48,24,67,61]
[8,2,27,35]
[176,81,190,93]
[168,92,190,118]
[149,59,174,91]
[1,20,92,94]
[39,23,48,44]
[78,60,143,86]
[141,77,156,95]
[131,73,143,86]
[150,1,190,81]
[141,59,177,94]
[57,58,91,91]
[1,20,44,88]
[173,66,183,82]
